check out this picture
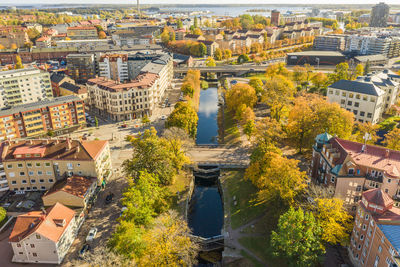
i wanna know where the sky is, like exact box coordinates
[2,0,400,5]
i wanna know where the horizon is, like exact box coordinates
[2,1,400,7]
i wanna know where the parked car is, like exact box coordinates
[161,104,166,108]
[120,124,127,128]
[167,103,171,107]
[86,227,98,242]
[230,80,237,85]
[79,244,91,258]
[105,193,114,204]
[161,115,167,120]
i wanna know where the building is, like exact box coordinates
[66,54,96,84]
[271,10,281,26]
[50,72,75,96]
[0,26,29,49]
[327,70,400,124]
[0,68,53,108]
[0,95,85,141]
[286,51,346,66]
[310,133,400,213]
[59,83,88,102]
[354,54,388,66]
[35,36,51,48]
[0,138,111,192]
[98,54,129,82]
[9,202,77,264]
[42,176,97,208]
[199,40,219,57]
[349,189,400,267]
[111,26,160,46]
[313,35,346,51]
[67,26,98,40]
[87,53,173,121]
[370,2,390,27]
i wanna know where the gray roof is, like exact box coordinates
[354,54,388,62]
[329,79,385,96]
[378,224,400,253]
[0,95,81,117]
[287,51,345,57]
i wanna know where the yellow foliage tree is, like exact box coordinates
[225,83,257,112]
[384,128,400,150]
[313,198,353,245]
[351,122,379,145]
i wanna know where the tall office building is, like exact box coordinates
[66,54,96,84]
[271,10,281,26]
[0,68,53,108]
[370,2,390,27]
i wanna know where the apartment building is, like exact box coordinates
[98,54,129,82]
[0,95,85,141]
[0,138,111,192]
[0,26,29,48]
[349,189,400,267]
[370,2,390,27]
[345,35,391,57]
[327,70,400,124]
[313,35,346,51]
[35,36,51,48]
[0,68,53,108]
[310,133,400,213]
[9,202,77,264]
[66,54,96,84]
[67,26,98,40]
[88,53,173,121]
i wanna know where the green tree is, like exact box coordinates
[194,17,198,28]
[243,119,255,140]
[0,207,6,222]
[166,102,198,138]
[198,42,207,57]
[141,115,150,125]
[248,77,264,97]
[94,116,98,128]
[123,128,179,185]
[237,54,250,64]
[330,62,350,82]
[364,60,370,75]
[181,82,194,98]
[109,220,146,259]
[271,207,324,267]
[177,19,183,29]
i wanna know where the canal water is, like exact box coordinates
[188,86,223,243]
[196,87,219,145]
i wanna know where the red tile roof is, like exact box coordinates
[67,26,96,30]
[9,203,75,243]
[87,72,159,92]
[43,176,96,199]
[13,146,46,156]
[363,188,394,208]
[330,137,400,178]
[36,36,50,42]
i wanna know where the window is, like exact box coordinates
[19,252,23,255]
[49,179,54,183]
[349,168,355,175]
[353,110,358,115]
[37,171,42,175]
[7,164,12,169]
[374,256,379,267]
[28,171,34,175]
[36,234,41,239]
[349,93,354,98]
[354,102,359,107]
[354,196,360,202]
[35,163,41,167]
[342,92,347,97]
[30,244,35,248]
[27,163,32,167]
[21,180,27,184]
[360,234,364,240]
[388,179,391,183]
[360,111,365,117]
[362,224,366,230]
[19,172,25,176]
[341,99,345,105]
[381,236,385,243]
[17,163,23,168]
[367,113,372,118]
[11,181,16,185]
[39,179,44,183]
[32,252,37,257]
[46,171,51,175]
[348,101,352,106]
[365,214,369,220]
[45,163,50,167]
[356,185,362,191]
[30,179,36,184]
[32,186,37,190]
[331,176,335,183]
[17,243,21,247]
[9,172,15,177]
[40,186,46,190]
[378,245,382,253]
[67,163,73,170]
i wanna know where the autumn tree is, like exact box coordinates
[286,94,354,152]
[0,207,5,222]
[245,150,307,206]
[271,207,324,267]
[225,83,257,112]
[14,55,23,69]
[248,77,263,97]
[77,246,133,266]
[265,62,290,78]
[181,82,194,98]
[223,49,232,59]
[98,30,107,39]
[262,75,295,121]
[237,54,250,64]
[384,128,400,150]
[141,115,150,125]
[311,72,329,92]
[313,198,353,245]
[205,56,216,67]
[166,102,198,138]
[351,122,379,145]
[214,48,223,60]
[139,211,199,267]
[330,62,350,83]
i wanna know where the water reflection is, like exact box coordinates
[196,88,219,145]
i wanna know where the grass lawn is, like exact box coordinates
[240,250,265,267]
[245,73,267,81]
[219,109,241,146]
[222,171,267,229]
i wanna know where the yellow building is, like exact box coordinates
[0,138,112,192]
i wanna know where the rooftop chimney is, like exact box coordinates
[385,149,390,158]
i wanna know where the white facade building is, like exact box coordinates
[0,68,53,108]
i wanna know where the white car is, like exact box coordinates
[161,115,167,120]
[86,227,98,242]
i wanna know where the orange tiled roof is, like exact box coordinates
[9,203,75,243]
[363,188,394,208]
[43,176,96,199]
[67,26,96,30]
[87,72,159,92]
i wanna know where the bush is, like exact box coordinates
[200,80,209,89]
[0,207,6,223]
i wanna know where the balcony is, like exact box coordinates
[366,173,383,183]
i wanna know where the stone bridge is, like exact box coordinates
[187,146,250,168]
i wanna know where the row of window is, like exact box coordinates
[329,90,376,102]
[11,178,54,184]
[7,162,51,168]
[13,186,47,191]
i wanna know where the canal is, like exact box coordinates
[188,86,224,247]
